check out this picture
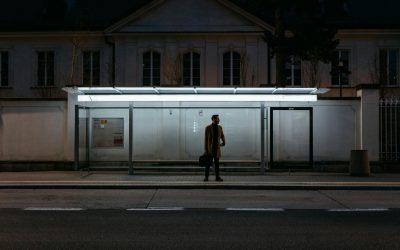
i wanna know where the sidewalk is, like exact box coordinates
[1,171,400,190]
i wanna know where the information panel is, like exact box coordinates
[92,118,124,148]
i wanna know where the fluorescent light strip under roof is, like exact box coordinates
[78,94,317,102]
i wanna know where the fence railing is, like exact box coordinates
[380,98,400,161]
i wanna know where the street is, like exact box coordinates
[2,189,400,210]
[0,189,400,249]
[0,209,400,249]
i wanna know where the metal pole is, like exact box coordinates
[74,105,79,171]
[339,69,342,98]
[379,99,382,161]
[270,108,274,169]
[265,108,269,170]
[87,108,91,170]
[385,99,389,161]
[396,99,399,161]
[395,99,398,161]
[129,103,134,175]
[260,103,265,173]
[86,108,90,170]
[309,108,314,168]
[390,97,395,161]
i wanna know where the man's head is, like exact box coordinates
[211,114,220,124]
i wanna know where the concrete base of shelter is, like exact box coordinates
[0,161,397,173]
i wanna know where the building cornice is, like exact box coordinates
[0,31,104,38]
[337,29,400,39]
[105,32,265,37]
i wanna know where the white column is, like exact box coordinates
[66,93,79,162]
[357,86,380,161]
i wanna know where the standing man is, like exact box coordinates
[204,114,226,182]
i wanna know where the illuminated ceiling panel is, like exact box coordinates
[63,87,329,102]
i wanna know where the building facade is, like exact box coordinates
[0,0,398,170]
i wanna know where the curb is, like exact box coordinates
[1,183,400,190]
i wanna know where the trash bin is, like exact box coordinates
[349,150,370,176]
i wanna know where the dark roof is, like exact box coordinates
[0,0,150,32]
[0,0,399,32]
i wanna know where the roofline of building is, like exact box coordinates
[1,27,400,39]
[104,0,275,34]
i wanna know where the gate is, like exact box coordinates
[380,98,400,162]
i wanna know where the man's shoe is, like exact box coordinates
[216,177,223,182]
[204,177,208,182]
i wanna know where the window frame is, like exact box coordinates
[223,50,241,86]
[35,50,55,87]
[142,50,161,86]
[331,49,351,87]
[183,51,200,86]
[82,50,101,87]
[379,48,399,86]
[0,50,10,87]
[285,55,302,86]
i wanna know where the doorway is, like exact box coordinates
[269,107,313,169]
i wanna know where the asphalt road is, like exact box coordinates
[0,209,400,250]
[2,189,400,209]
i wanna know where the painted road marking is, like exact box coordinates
[1,181,400,185]
[226,208,285,212]
[127,207,185,211]
[24,207,84,211]
[328,208,390,212]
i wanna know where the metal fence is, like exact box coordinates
[380,98,400,161]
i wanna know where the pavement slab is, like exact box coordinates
[321,190,400,209]
[1,171,400,190]
[149,189,343,209]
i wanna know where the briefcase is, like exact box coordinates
[199,153,212,167]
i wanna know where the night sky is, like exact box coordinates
[0,0,399,30]
[347,0,400,19]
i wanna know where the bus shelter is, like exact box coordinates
[63,87,328,174]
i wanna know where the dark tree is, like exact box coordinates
[241,0,294,86]
[290,0,345,87]
[252,0,348,86]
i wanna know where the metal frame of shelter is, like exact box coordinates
[270,107,314,169]
[64,87,328,174]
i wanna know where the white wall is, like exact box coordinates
[0,101,67,161]
[115,34,268,87]
[313,101,359,161]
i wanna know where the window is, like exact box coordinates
[223,51,241,86]
[83,50,100,86]
[380,49,399,86]
[285,55,301,86]
[0,51,9,87]
[37,51,54,86]
[331,50,350,86]
[183,52,200,86]
[143,51,160,86]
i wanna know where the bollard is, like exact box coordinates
[349,150,370,176]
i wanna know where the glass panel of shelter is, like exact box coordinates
[76,102,313,172]
[76,106,130,171]
[77,103,265,171]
